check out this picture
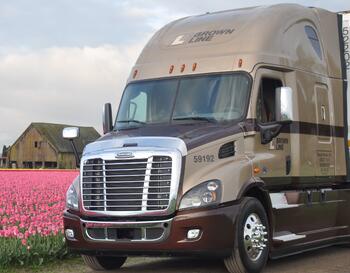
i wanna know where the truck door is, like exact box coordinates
[314,84,335,178]
[254,68,292,183]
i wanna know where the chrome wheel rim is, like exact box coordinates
[243,213,268,261]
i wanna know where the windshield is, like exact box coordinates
[115,73,250,129]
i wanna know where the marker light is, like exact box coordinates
[238,58,243,68]
[192,62,197,71]
[169,65,174,74]
[254,167,261,175]
[181,64,186,73]
[133,69,138,79]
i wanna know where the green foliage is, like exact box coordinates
[0,235,70,269]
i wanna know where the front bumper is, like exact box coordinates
[63,202,240,257]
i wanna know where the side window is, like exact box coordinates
[256,78,283,123]
[305,26,322,60]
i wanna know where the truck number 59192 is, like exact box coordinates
[193,155,215,163]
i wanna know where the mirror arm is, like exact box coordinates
[69,139,80,168]
[279,120,292,126]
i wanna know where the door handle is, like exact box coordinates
[286,155,291,175]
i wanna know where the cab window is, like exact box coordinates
[256,78,283,123]
[305,26,322,60]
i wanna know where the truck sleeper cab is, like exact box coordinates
[63,4,350,273]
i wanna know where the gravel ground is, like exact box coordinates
[5,246,350,273]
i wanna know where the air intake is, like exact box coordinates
[218,142,235,159]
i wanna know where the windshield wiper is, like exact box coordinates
[172,117,216,123]
[117,120,146,125]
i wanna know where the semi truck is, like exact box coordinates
[63,4,350,273]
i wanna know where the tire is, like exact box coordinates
[82,255,127,271]
[224,197,269,273]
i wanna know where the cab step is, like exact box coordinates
[273,231,306,242]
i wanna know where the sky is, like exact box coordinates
[0,0,349,150]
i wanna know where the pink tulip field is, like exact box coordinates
[0,170,78,267]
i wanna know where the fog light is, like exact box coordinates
[65,229,75,240]
[187,229,201,240]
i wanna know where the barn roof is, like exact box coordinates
[24,122,100,154]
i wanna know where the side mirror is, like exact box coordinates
[103,103,113,134]
[276,87,294,122]
[62,127,80,168]
[62,127,80,139]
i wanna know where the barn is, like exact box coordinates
[7,122,100,169]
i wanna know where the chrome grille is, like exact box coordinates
[82,156,172,212]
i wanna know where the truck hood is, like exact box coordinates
[91,122,244,153]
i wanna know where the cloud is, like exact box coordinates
[0,0,185,49]
[122,5,188,30]
[0,0,347,50]
[0,44,144,146]
[145,0,348,13]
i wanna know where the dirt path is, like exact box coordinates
[5,246,350,273]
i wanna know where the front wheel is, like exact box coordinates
[224,197,269,273]
[82,255,127,271]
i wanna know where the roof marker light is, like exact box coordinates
[238,59,243,68]
[192,63,197,71]
[181,64,186,73]
[169,65,174,74]
[133,69,138,79]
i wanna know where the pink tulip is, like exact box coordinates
[0,170,77,240]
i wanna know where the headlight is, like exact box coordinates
[179,180,222,210]
[66,175,79,211]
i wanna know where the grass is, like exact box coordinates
[0,257,86,273]
[0,235,69,269]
